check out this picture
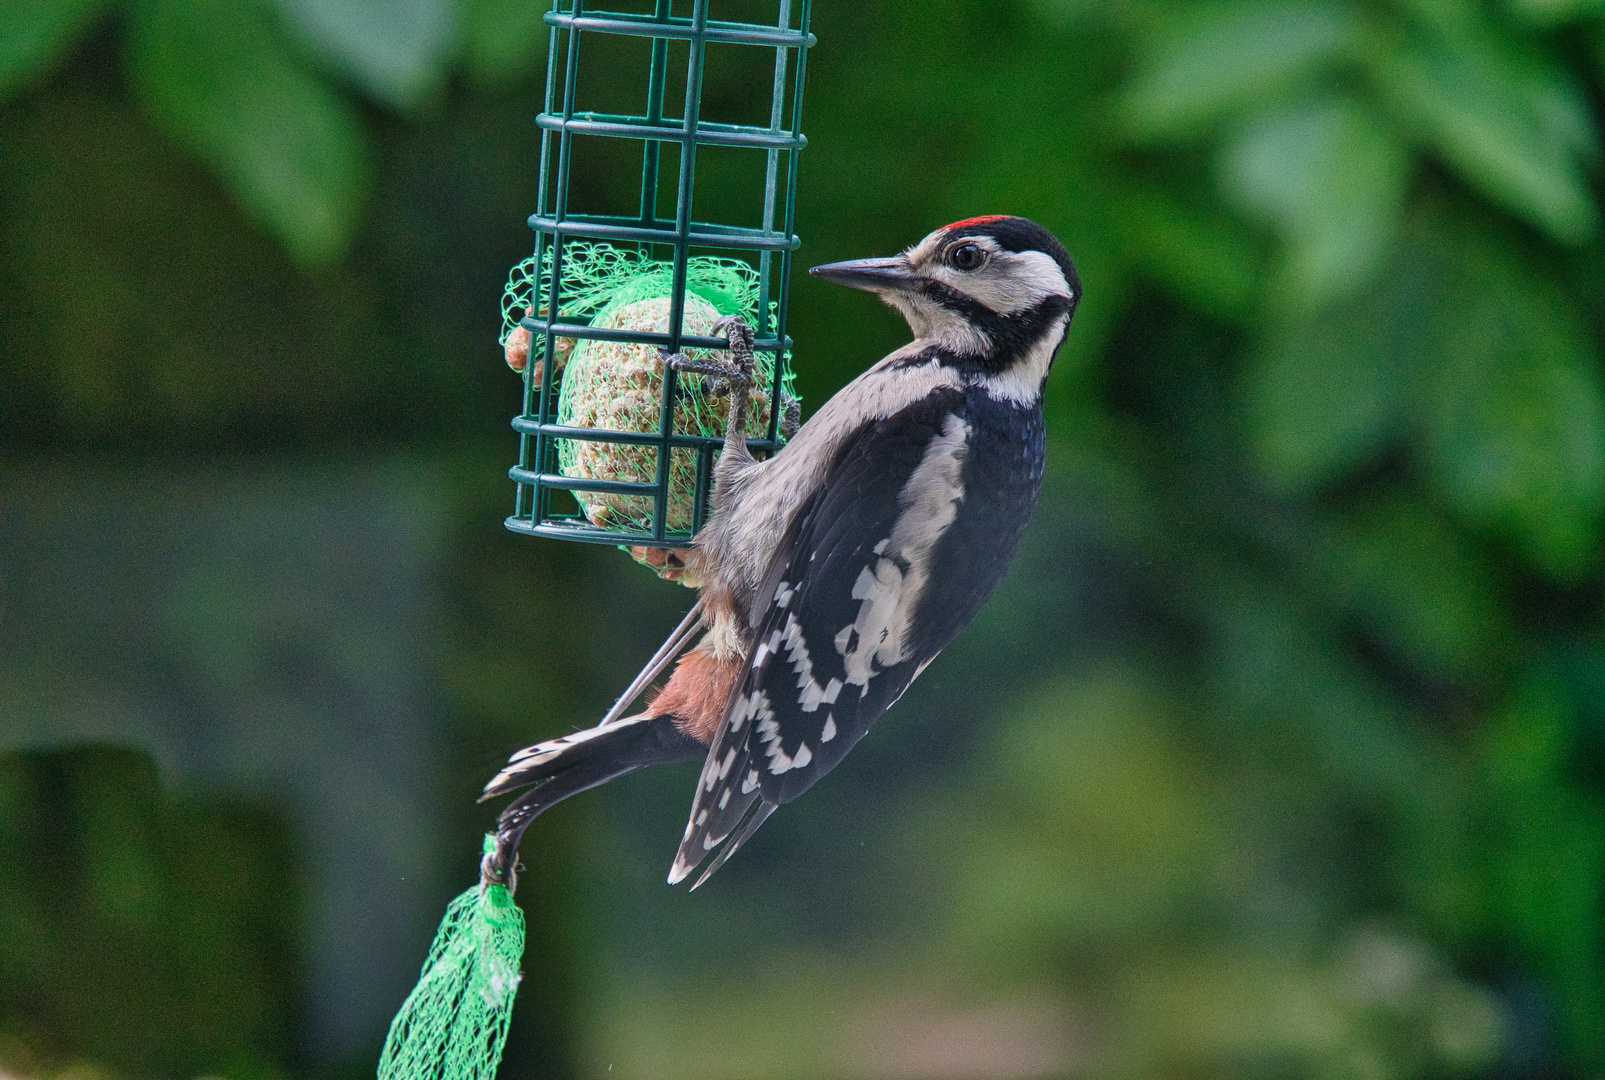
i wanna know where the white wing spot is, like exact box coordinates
[792,742,813,768]
[742,769,760,794]
[752,695,793,774]
[728,691,766,732]
[718,789,731,809]
[821,715,837,742]
[780,613,845,713]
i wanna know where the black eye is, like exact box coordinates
[949,242,985,271]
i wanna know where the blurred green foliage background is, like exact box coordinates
[3,0,1605,1078]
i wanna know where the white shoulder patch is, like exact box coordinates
[834,412,970,687]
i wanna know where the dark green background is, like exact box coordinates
[3,0,1605,1078]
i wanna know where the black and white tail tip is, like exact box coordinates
[667,800,776,890]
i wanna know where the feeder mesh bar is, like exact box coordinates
[505,0,813,550]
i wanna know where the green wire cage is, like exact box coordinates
[505,0,814,550]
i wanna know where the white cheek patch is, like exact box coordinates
[885,289,993,362]
[834,413,970,688]
[931,248,1071,315]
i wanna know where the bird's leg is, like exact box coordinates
[712,315,756,457]
[712,316,759,491]
[659,316,759,493]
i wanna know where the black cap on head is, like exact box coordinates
[940,215,1080,300]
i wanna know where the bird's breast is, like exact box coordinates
[692,358,968,616]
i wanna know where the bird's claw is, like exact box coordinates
[712,313,756,360]
[656,316,757,393]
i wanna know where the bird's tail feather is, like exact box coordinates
[480,711,704,889]
[482,714,649,800]
[686,800,775,890]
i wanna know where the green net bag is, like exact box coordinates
[377,838,526,1080]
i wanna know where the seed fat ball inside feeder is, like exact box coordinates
[497,244,802,579]
[557,294,779,536]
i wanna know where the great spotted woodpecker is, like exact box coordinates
[482,216,1079,890]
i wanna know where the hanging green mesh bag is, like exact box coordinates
[501,243,800,535]
[377,839,526,1080]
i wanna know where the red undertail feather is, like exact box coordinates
[649,648,744,745]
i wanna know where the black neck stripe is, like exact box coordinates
[915,283,1074,372]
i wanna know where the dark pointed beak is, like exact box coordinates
[808,255,918,293]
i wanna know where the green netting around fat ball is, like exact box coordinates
[502,243,799,534]
[377,869,525,1080]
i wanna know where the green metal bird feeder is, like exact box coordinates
[502,0,814,555]
[379,10,816,1079]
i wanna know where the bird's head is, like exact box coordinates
[809,215,1079,385]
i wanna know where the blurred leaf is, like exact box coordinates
[1368,29,1598,243]
[941,670,1230,970]
[1202,584,1481,940]
[1205,584,1453,809]
[459,0,548,88]
[1118,0,1361,141]
[1504,0,1605,26]
[0,0,111,99]
[1419,235,1605,579]
[273,0,454,109]
[1217,95,1409,307]
[0,91,411,441]
[1388,0,1478,36]
[127,0,372,267]
[1116,185,1262,319]
[1242,290,1408,493]
[1477,671,1605,1061]
[1305,494,1503,679]
[1520,55,1601,168]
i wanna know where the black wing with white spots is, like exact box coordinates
[670,385,1046,886]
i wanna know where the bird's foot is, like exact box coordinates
[712,314,757,384]
[656,316,756,395]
